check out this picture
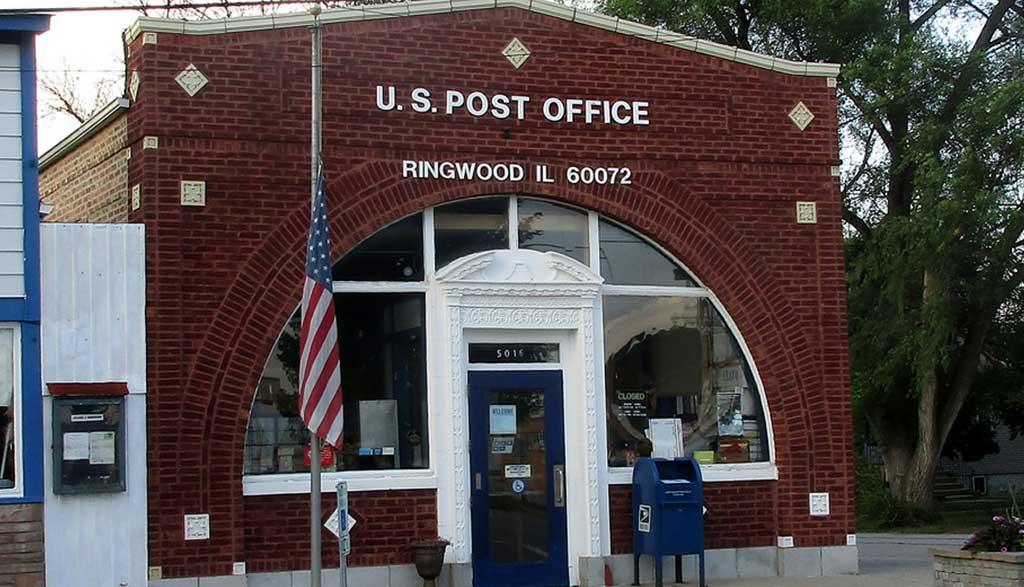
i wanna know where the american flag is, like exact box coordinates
[299,169,344,447]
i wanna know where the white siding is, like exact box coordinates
[0,43,22,298]
[41,223,148,587]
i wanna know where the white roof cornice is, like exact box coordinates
[123,0,840,78]
[39,97,130,171]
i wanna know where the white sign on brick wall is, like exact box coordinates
[180,180,206,207]
[809,492,830,516]
[184,513,210,540]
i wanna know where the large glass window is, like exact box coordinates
[603,296,767,467]
[434,197,509,269]
[244,195,771,484]
[599,220,697,287]
[244,293,428,474]
[518,199,589,265]
[332,213,423,281]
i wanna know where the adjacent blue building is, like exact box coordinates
[0,14,50,582]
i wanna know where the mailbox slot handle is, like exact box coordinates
[554,465,565,507]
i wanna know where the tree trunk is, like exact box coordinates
[885,443,940,508]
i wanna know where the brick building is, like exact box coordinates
[38,1,855,585]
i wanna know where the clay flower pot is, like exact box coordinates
[410,538,449,586]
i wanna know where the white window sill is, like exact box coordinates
[607,462,778,485]
[242,469,437,496]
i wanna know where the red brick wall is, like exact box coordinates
[242,490,437,576]
[109,7,853,577]
[39,113,130,223]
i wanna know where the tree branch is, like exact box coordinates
[911,0,953,31]
[843,208,874,237]
[933,0,1016,149]
[839,83,897,153]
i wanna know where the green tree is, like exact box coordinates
[598,0,1024,508]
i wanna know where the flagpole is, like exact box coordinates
[309,5,323,587]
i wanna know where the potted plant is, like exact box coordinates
[410,537,449,587]
[931,504,1024,586]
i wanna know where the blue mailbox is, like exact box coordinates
[632,457,705,587]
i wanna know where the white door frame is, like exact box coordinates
[433,249,605,586]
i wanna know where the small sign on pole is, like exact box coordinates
[336,481,349,587]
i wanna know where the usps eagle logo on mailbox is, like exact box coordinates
[638,504,652,533]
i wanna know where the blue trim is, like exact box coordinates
[19,33,40,324]
[0,15,51,33]
[0,27,45,505]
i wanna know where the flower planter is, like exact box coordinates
[931,548,1024,586]
[410,539,449,587]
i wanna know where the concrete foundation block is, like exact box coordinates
[577,555,605,586]
[246,572,290,587]
[388,564,421,587]
[344,565,389,586]
[441,562,470,587]
[151,579,200,587]
[198,576,247,587]
[736,546,778,578]
[606,553,699,584]
[706,548,738,581]
[779,546,822,578]
[822,545,859,575]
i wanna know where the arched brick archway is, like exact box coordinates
[159,159,837,573]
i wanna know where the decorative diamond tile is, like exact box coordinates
[142,32,158,45]
[180,180,207,207]
[129,71,140,101]
[796,201,817,224]
[789,101,815,131]
[502,38,531,69]
[143,136,159,150]
[175,64,209,97]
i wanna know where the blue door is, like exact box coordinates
[468,370,569,587]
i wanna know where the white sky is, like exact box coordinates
[15,2,137,152]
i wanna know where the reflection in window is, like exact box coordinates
[244,293,428,474]
[434,197,509,269]
[0,328,14,489]
[603,296,767,467]
[333,213,423,281]
[599,220,697,287]
[518,199,589,265]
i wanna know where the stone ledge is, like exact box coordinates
[932,548,1024,564]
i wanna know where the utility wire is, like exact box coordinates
[0,1,330,14]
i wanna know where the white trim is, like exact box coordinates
[423,207,436,279]
[331,280,427,293]
[508,196,519,250]
[39,98,130,171]
[607,461,778,485]
[0,322,23,499]
[123,0,840,77]
[587,212,600,274]
[242,469,437,495]
[602,284,708,297]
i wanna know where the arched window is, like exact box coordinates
[243,197,769,476]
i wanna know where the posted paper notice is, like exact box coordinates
[88,431,116,465]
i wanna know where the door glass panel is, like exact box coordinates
[487,387,549,563]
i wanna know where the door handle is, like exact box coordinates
[475,472,482,490]
[553,465,565,507]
